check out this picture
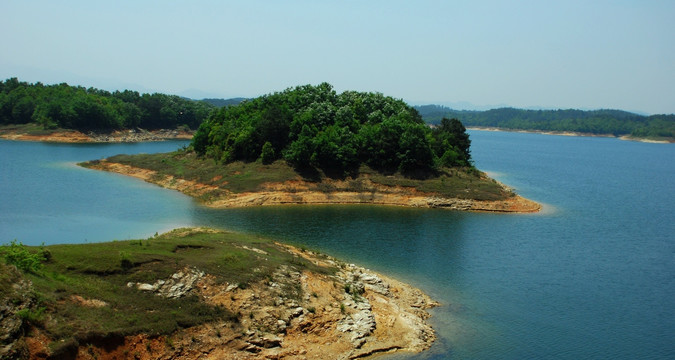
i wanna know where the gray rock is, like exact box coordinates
[129,267,205,298]
[137,283,155,291]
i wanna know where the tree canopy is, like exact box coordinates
[0,78,214,131]
[192,83,472,178]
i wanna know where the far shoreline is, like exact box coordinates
[467,126,673,143]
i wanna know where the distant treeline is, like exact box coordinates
[193,83,472,177]
[201,98,247,108]
[0,78,214,131]
[416,105,675,140]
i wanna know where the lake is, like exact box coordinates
[0,131,673,359]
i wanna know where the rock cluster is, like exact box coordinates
[0,266,33,359]
[86,128,192,142]
[127,267,205,298]
[336,265,389,348]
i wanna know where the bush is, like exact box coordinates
[1,240,46,273]
[119,251,133,271]
[17,306,46,326]
[260,141,276,164]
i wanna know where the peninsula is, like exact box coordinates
[0,228,438,359]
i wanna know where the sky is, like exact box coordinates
[1,0,673,114]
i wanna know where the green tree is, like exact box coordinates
[191,83,480,177]
[1,240,47,274]
[260,141,276,164]
[432,118,471,166]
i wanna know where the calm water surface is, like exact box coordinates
[0,132,673,359]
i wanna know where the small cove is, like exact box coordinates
[0,131,673,359]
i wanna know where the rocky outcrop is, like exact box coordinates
[86,128,193,142]
[127,267,205,298]
[0,265,33,359]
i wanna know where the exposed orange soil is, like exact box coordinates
[0,128,193,143]
[86,160,541,213]
[0,130,93,143]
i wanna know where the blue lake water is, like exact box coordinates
[0,132,673,359]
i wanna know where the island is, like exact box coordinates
[0,228,437,359]
[80,83,540,213]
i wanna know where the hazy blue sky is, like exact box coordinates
[2,0,673,114]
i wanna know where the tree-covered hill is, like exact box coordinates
[192,83,472,178]
[415,105,675,140]
[0,78,215,131]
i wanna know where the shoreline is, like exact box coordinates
[0,127,194,143]
[3,126,671,144]
[466,126,673,143]
[83,159,541,213]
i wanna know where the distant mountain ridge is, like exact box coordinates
[414,105,674,141]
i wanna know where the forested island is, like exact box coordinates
[416,105,675,142]
[82,83,539,212]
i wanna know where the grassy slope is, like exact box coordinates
[1,228,334,354]
[0,123,72,136]
[97,150,512,202]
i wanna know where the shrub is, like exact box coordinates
[1,240,47,273]
[260,141,276,164]
[17,306,46,326]
[119,251,133,271]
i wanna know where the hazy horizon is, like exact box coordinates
[2,1,673,115]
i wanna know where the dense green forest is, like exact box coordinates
[416,105,675,140]
[0,78,214,130]
[192,83,471,177]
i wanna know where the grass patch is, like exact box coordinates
[99,152,299,194]
[361,166,510,201]
[1,228,336,347]
[0,123,68,136]
[83,150,511,202]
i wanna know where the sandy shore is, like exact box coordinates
[0,127,193,143]
[84,160,541,213]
